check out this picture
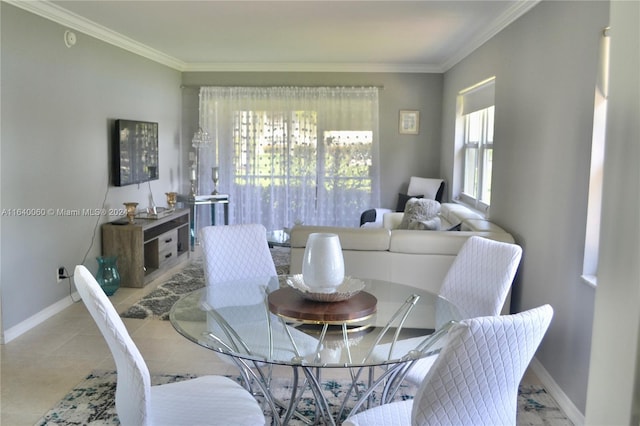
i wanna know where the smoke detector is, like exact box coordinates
[64,30,76,48]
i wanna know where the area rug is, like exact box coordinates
[120,247,290,320]
[35,370,572,425]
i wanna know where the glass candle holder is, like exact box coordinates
[211,167,219,195]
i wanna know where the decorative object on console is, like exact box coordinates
[211,166,219,195]
[191,127,211,194]
[112,119,158,187]
[95,256,120,296]
[123,202,138,223]
[301,233,345,293]
[146,166,158,214]
[165,192,177,209]
[189,168,197,198]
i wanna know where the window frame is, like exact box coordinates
[460,105,494,213]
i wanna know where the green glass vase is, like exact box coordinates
[95,256,121,296]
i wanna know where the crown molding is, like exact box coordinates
[441,0,540,72]
[5,0,537,74]
[4,0,188,71]
[182,62,445,74]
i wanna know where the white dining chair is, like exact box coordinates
[199,224,319,368]
[344,304,553,426]
[73,265,265,426]
[372,236,523,386]
[405,235,522,385]
[200,223,277,284]
[438,235,523,321]
[200,223,277,327]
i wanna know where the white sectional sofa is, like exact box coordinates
[290,203,516,312]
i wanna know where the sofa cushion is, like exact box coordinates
[409,216,441,231]
[399,198,441,230]
[440,203,483,224]
[290,226,390,251]
[389,230,472,255]
[462,218,507,233]
[389,230,515,254]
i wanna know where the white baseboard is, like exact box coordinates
[530,357,585,425]
[2,293,78,344]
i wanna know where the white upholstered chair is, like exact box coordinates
[200,224,319,366]
[371,236,522,388]
[344,304,553,426]
[73,265,265,426]
[438,235,523,320]
[200,223,277,285]
[404,235,522,386]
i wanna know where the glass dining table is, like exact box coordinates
[169,275,462,425]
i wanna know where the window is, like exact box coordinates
[457,78,495,213]
[198,87,380,229]
[582,28,610,287]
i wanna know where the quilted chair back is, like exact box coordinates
[412,304,553,425]
[439,236,522,321]
[74,265,151,426]
[200,224,276,286]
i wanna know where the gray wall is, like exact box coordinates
[181,72,444,210]
[586,0,640,423]
[0,3,444,333]
[0,4,183,331]
[3,0,632,419]
[440,1,609,414]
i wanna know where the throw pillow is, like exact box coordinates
[399,198,441,230]
[396,193,423,212]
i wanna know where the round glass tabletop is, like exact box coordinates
[169,275,462,368]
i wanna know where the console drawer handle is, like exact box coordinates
[164,238,173,243]
[165,253,172,259]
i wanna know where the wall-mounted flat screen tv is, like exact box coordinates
[112,119,159,186]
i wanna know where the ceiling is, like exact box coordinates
[11,0,539,73]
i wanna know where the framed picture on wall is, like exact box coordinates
[399,110,420,135]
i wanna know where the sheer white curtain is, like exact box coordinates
[197,86,379,229]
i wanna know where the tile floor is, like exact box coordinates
[1,256,543,426]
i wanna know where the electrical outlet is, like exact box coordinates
[57,266,66,283]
